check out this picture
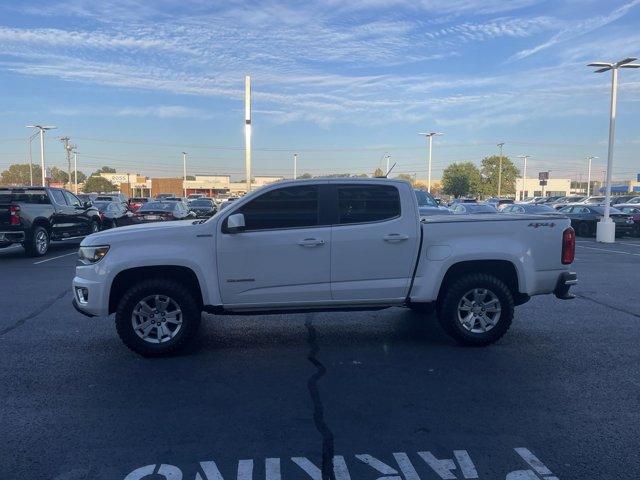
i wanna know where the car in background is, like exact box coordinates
[218,197,239,210]
[622,196,640,205]
[189,198,217,218]
[520,196,543,204]
[77,193,96,203]
[616,205,640,236]
[414,189,450,216]
[134,201,194,223]
[94,193,128,204]
[501,204,563,216]
[450,202,498,215]
[187,193,205,201]
[127,197,150,212]
[93,201,138,229]
[610,195,639,206]
[557,204,634,237]
[163,196,189,206]
[155,193,174,200]
[551,195,586,209]
[486,197,514,210]
[580,196,606,205]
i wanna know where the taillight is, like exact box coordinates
[9,205,20,226]
[562,227,575,264]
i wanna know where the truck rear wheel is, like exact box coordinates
[437,273,514,346]
[23,226,49,257]
[115,278,202,356]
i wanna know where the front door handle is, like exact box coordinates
[298,238,325,247]
[383,233,409,242]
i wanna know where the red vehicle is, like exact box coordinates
[127,197,150,213]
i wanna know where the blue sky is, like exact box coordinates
[0,0,639,181]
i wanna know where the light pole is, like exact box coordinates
[497,142,505,197]
[182,151,187,197]
[27,131,38,186]
[26,125,56,186]
[244,75,252,194]
[418,132,443,193]
[293,153,298,180]
[587,57,639,243]
[72,146,78,194]
[585,156,598,196]
[517,155,530,201]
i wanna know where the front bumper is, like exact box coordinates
[72,274,109,317]
[554,271,578,300]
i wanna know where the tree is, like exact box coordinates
[92,166,117,175]
[298,173,313,179]
[395,173,416,186]
[186,175,196,181]
[0,163,43,186]
[373,167,384,177]
[441,162,482,198]
[480,155,519,197]
[83,175,117,193]
[50,166,69,184]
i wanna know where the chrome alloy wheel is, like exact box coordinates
[457,288,502,333]
[35,230,48,254]
[131,295,183,344]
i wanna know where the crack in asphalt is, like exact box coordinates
[575,292,640,319]
[305,315,336,480]
[0,290,68,336]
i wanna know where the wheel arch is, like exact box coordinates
[109,265,204,315]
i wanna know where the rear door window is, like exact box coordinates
[337,185,400,224]
[50,190,67,205]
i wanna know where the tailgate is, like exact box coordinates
[0,204,11,227]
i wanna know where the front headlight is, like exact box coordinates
[78,245,110,265]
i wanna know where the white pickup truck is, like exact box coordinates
[72,179,577,356]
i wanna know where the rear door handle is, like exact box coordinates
[383,233,409,242]
[298,238,325,247]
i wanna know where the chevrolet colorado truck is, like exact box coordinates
[0,186,101,256]
[72,179,577,356]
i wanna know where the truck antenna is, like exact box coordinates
[385,162,397,177]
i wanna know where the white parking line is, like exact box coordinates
[33,251,78,264]
[577,245,640,257]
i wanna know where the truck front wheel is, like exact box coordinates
[115,278,202,356]
[437,273,514,346]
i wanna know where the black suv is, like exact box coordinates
[0,187,101,256]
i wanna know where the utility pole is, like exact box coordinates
[418,132,443,193]
[293,153,298,180]
[497,142,505,197]
[587,57,639,242]
[60,136,72,189]
[26,125,56,186]
[244,75,252,194]
[182,152,187,197]
[517,155,530,200]
[27,131,38,186]
[72,146,78,194]
[585,156,598,196]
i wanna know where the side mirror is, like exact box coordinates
[226,213,246,233]
[84,201,93,208]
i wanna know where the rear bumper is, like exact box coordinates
[0,231,25,243]
[554,271,578,300]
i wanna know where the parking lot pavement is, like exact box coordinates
[1,242,639,479]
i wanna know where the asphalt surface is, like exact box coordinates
[1,237,639,480]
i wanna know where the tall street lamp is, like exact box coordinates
[418,132,443,193]
[517,155,531,201]
[585,155,598,196]
[26,125,57,186]
[587,57,639,243]
[497,142,505,197]
[182,152,187,197]
[27,131,38,186]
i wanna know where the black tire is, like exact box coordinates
[576,221,592,237]
[115,278,202,357]
[89,219,100,234]
[437,273,514,346]
[633,224,640,238]
[23,226,49,257]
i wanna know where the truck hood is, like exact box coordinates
[81,219,206,246]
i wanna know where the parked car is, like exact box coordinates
[77,193,95,203]
[501,204,563,216]
[163,196,189,206]
[127,197,150,213]
[615,205,640,236]
[580,196,606,205]
[551,195,586,209]
[448,198,477,206]
[189,198,217,218]
[73,178,577,356]
[218,197,239,210]
[187,194,205,200]
[94,193,128,204]
[0,186,101,256]
[450,203,498,215]
[623,196,640,205]
[134,201,193,223]
[486,198,515,210]
[93,201,138,229]
[610,195,640,206]
[557,204,634,237]
[414,189,450,216]
[520,196,544,204]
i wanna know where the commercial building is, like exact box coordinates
[515,178,571,200]
[229,176,284,195]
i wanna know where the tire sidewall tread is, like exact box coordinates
[115,278,201,356]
